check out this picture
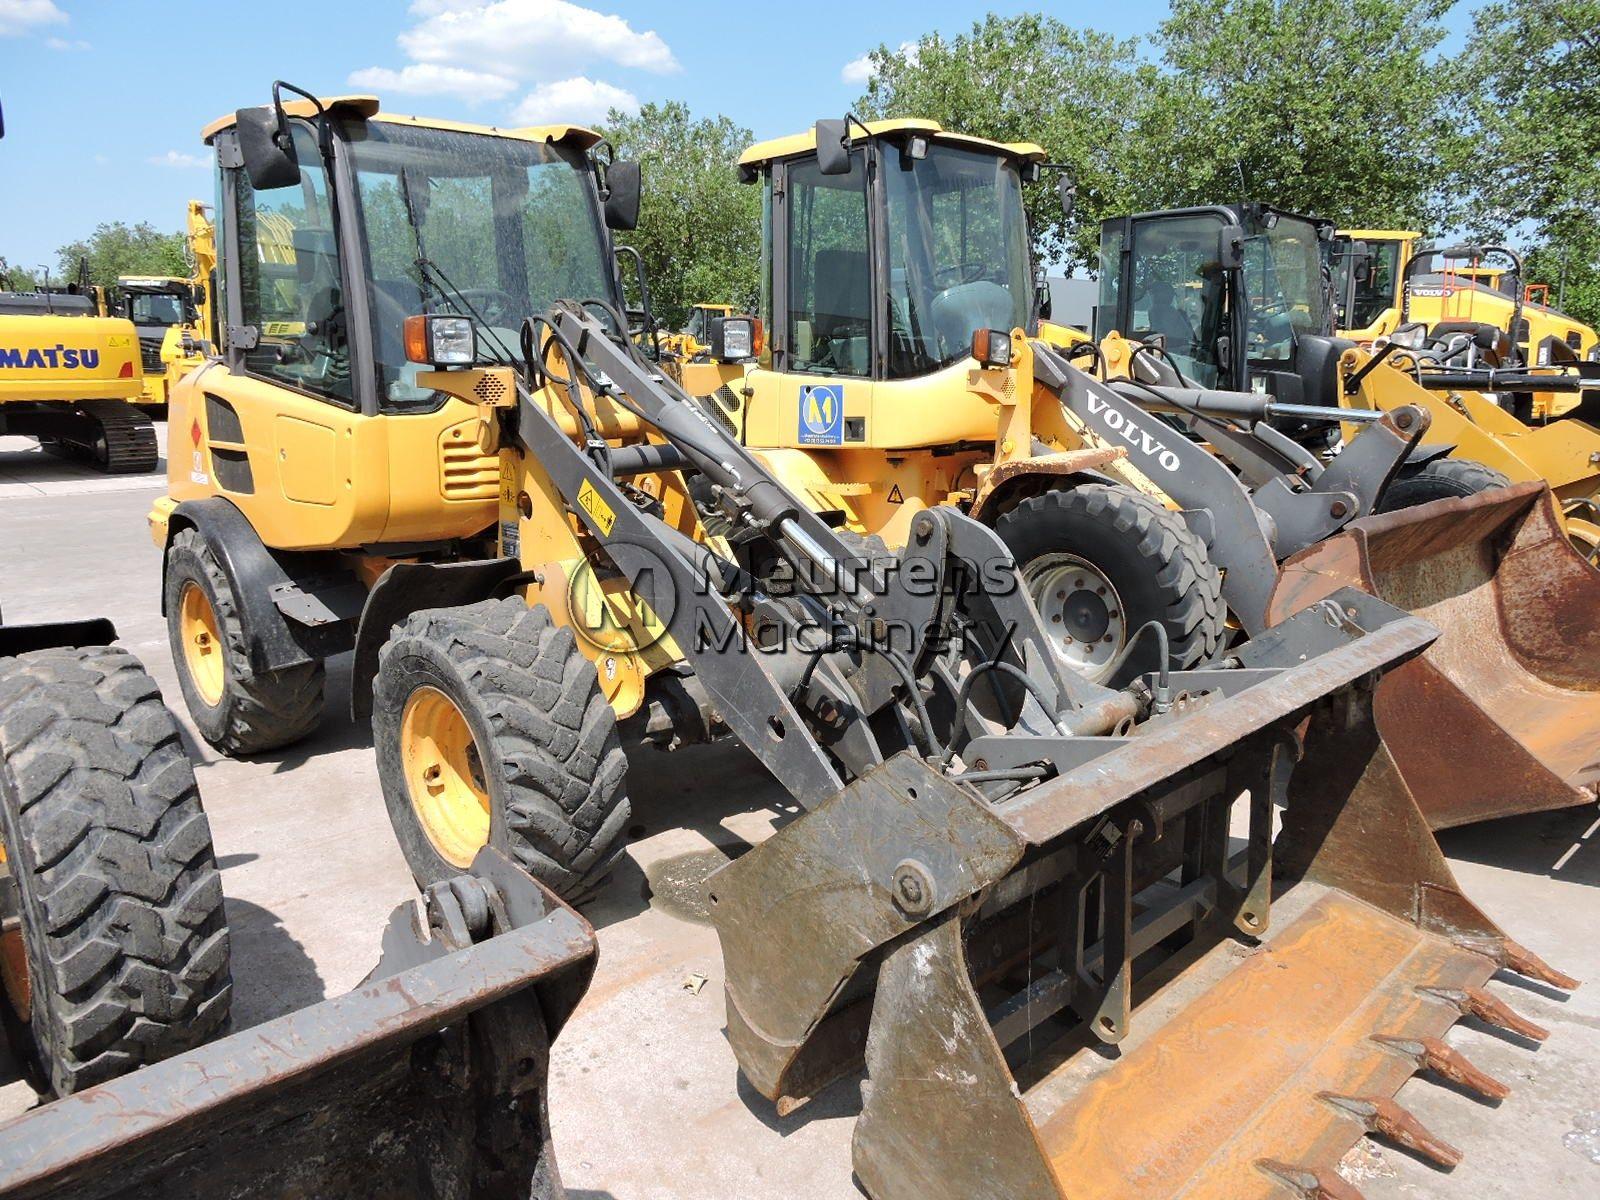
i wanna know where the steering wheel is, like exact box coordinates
[452,287,522,326]
[932,261,990,288]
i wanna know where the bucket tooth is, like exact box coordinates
[1370,1034,1511,1101]
[1421,985,1550,1042]
[1452,935,1581,991]
[1318,1094,1463,1168]
[1256,1159,1367,1200]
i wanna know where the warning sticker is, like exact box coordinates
[577,479,618,535]
[798,383,844,446]
[887,484,905,504]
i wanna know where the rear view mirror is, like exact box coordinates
[1057,174,1077,220]
[604,160,641,231]
[235,105,299,190]
[815,119,852,176]
[1217,224,1245,271]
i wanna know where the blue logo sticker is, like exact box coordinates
[798,383,844,446]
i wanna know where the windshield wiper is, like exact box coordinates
[413,256,519,365]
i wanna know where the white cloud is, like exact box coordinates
[149,150,209,169]
[0,0,67,37]
[399,1,676,78]
[842,40,919,86]
[45,35,89,50]
[347,62,517,101]
[510,76,636,126]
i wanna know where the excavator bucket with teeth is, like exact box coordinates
[1271,480,1600,828]
[710,598,1577,1200]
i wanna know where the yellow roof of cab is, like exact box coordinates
[202,95,602,151]
[739,118,1046,168]
[1338,229,1424,241]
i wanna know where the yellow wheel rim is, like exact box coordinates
[178,582,226,707]
[400,686,491,869]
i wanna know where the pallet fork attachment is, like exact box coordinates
[0,848,595,1200]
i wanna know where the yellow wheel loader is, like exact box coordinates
[1333,228,1597,419]
[150,83,1578,1198]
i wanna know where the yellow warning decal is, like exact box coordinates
[577,479,617,536]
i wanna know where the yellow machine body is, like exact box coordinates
[1337,228,1598,418]
[0,310,142,404]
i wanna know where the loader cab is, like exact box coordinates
[164,91,635,551]
[1330,230,1412,339]
[115,277,197,374]
[1096,204,1341,404]
[737,120,1044,453]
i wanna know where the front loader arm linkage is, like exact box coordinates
[513,303,1154,804]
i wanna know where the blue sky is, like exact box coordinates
[1,1,1472,272]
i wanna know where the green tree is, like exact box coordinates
[855,15,1158,271]
[55,221,189,290]
[1456,0,1600,325]
[1151,0,1461,226]
[602,101,762,331]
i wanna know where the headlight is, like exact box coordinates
[970,328,1013,367]
[711,316,761,361]
[403,314,477,367]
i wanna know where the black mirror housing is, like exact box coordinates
[235,105,300,190]
[1217,224,1246,271]
[1057,175,1077,220]
[604,160,641,231]
[815,119,852,176]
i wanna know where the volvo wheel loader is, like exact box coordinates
[0,607,231,1099]
[0,845,596,1200]
[1332,229,1598,419]
[150,83,1582,1196]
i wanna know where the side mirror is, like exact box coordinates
[235,105,300,190]
[1036,283,1053,321]
[604,160,641,231]
[815,119,852,176]
[0,99,6,140]
[1057,175,1077,220]
[1217,224,1245,271]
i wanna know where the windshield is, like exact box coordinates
[883,145,1032,377]
[348,121,614,409]
[1243,215,1327,363]
[127,291,185,326]
[1332,237,1401,330]
[1119,214,1232,387]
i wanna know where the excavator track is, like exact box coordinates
[43,401,159,474]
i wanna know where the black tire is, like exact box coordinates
[0,646,231,1097]
[373,598,631,902]
[163,527,324,755]
[993,484,1226,684]
[1376,457,1512,513]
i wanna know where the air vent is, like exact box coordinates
[473,373,508,405]
[205,393,245,442]
[440,427,500,501]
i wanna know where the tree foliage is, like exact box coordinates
[1456,0,1600,324]
[854,3,1463,273]
[602,101,762,331]
[54,221,190,290]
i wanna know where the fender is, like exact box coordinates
[0,605,117,658]
[1405,441,1457,467]
[350,557,524,720]
[163,497,357,674]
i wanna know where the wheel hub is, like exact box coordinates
[400,686,492,869]
[1024,553,1128,681]
[178,582,226,707]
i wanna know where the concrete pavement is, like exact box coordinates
[0,428,1594,1198]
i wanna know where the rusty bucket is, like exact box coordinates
[711,607,1576,1199]
[1271,481,1600,829]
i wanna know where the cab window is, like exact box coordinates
[232,121,353,405]
[785,154,870,377]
